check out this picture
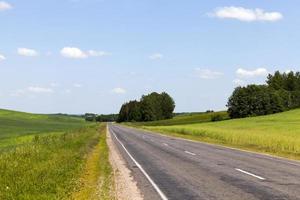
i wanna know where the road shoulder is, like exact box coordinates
[106,127,143,200]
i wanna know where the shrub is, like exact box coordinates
[211,114,223,122]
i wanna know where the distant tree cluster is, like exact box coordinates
[228,71,300,118]
[84,113,118,122]
[117,92,175,122]
[96,114,118,122]
[84,113,97,122]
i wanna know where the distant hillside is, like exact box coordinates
[130,111,229,126]
[0,109,86,139]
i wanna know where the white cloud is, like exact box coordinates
[10,86,53,97]
[61,47,111,59]
[10,89,26,97]
[50,83,59,87]
[0,54,6,61]
[64,89,72,94]
[27,86,53,93]
[233,79,246,86]
[18,48,39,57]
[236,68,269,78]
[88,50,111,57]
[111,87,126,94]
[0,1,12,11]
[73,83,82,88]
[149,53,163,60]
[211,6,283,22]
[61,47,88,59]
[195,68,223,79]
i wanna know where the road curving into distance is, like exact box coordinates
[108,123,300,200]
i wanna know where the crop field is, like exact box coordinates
[0,109,113,200]
[141,109,300,160]
[127,111,229,126]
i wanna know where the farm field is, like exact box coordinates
[0,109,113,200]
[138,109,300,160]
[127,111,229,126]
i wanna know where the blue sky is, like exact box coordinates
[0,0,299,114]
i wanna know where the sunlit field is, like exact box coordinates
[0,109,113,200]
[142,109,300,160]
[127,111,229,126]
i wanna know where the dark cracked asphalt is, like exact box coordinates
[108,123,300,200]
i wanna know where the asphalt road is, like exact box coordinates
[109,124,300,200]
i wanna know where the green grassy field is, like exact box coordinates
[0,109,85,139]
[0,109,113,200]
[127,111,229,126]
[138,109,300,160]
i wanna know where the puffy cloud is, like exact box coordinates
[233,79,246,86]
[111,87,126,94]
[0,54,6,61]
[10,86,53,97]
[149,53,163,60]
[211,6,283,22]
[236,68,269,78]
[17,48,39,57]
[27,86,53,93]
[64,89,72,94]
[195,68,223,79]
[87,50,111,57]
[61,47,111,59]
[50,83,59,87]
[0,1,12,11]
[60,47,87,59]
[73,83,82,88]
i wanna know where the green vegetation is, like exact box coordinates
[84,113,118,122]
[72,124,114,200]
[0,109,114,200]
[0,109,85,140]
[139,109,300,160]
[228,71,300,118]
[118,92,175,122]
[128,111,229,126]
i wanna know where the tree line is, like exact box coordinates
[117,92,175,122]
[227,71,300,118]
[84,113,118,122]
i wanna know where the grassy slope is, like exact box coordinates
[0,109,85,139]
[137,109,300,160]
[0,109,113,200]
[127,111,229,126]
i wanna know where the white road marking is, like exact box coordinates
[184,151,196,156]
[163,143,169,146]
[110,128,168,200]
[235,168,265,180]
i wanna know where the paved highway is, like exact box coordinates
[109,124,300,200]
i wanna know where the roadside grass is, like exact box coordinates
[0,109,115,199]
[0,125,102,200]
[71,124,114,200]
[127,111,229,126]
[138,109,300,160]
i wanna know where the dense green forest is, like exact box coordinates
[228,71,300,118]
[84,113,118,122]
[117,92,175,122]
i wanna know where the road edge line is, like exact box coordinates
[110,127,168,200]
[235,168,265,180]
